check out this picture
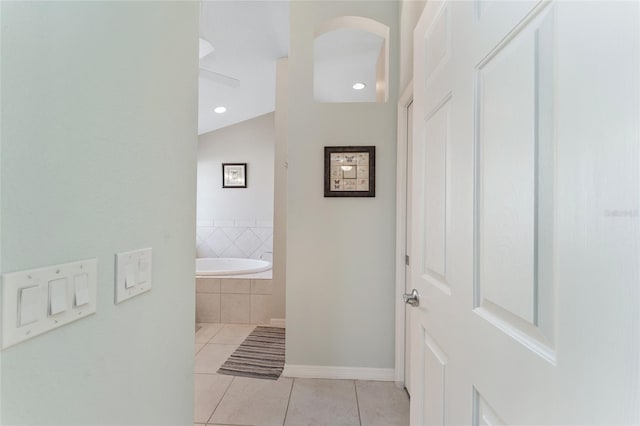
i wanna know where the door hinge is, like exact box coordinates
[405,254,410,266]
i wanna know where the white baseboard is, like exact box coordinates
[270,318,286,327]
[282,364,394,381]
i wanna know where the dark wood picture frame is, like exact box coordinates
[324,146,375,197]
[222,163,247,188]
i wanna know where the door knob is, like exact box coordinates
[403,289,419,307]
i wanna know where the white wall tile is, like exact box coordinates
[196,222,273,260]
[214,219,235,227]
[235,219,256,227]
[250,244,272,260]
[221,245,245,258]
[196,244,216,259]
[221,227,246,241]
[235,229,261,256]
[210,229,234,254]
[196,227,216,241]
[196,220,215,227]
[253,227,273,242]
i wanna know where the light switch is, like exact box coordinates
[74,273,90,307]
[2,259,97,349]
[19,286,42,327]
[48,278,68,315]
[115,248,152,304]
[125,263,136,289]
[137,258,148,284]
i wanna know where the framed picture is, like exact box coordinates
[324,146,375,197]
[222,163,247,188]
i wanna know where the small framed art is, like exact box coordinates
[222,163,247,188]
[324,146,375,197]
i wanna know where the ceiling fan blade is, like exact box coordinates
[199,68,240,88]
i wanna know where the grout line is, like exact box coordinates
[282,377,295,426]
[204,423,253,426]
[206,329,223,343]
[206,376,236,425]
[354,380,362,426]
[204,342,242,346]
[196,372,233,376]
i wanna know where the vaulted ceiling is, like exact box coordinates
[198,1,289,135]
[198,2,385,135]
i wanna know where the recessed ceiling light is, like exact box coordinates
[352,82,366,90]
[214,106,227,114]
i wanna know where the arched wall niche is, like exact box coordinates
[313,16,390,103]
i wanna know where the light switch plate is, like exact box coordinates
[115,248,152,304]
[2,259,98,349]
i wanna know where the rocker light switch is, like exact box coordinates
[125,263,136,289]
[115,248,152,304]
[137,258,149,284]
[74,273,90,307]
[19,286,41,326]
[48,278,68,315]
[2,259,97,349]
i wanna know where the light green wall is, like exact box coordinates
[273,58,289,321]
[197,113,275,223]
[286,1,399,369]
[399,0,427,90]
[0,2,198,424]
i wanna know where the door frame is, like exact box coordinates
[394,80,413,386]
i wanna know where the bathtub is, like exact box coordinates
[196,257,272,277]
[196,257,273,324]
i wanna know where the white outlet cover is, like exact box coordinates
[115,248,152,304]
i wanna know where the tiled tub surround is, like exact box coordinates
[196,275,273,324]
[196,219,273,260]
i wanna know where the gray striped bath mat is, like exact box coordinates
[217,326,285,380]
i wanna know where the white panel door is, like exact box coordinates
[409,1,640,424]
[405,100,414,394]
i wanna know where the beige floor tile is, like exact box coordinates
[195,323,224,344]
[193,373,233,424]
[356,381,410,426]
[209,324,255,344]
[194,344,238,374]
[284,378,360,426]
[210,376,293,426]
[195,343,205,355]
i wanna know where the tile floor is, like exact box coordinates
[195,323,410,426]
